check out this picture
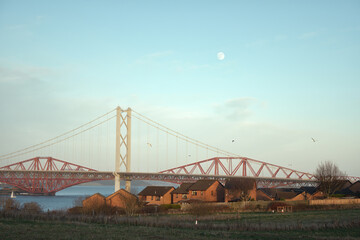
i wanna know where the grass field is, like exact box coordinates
[1,209,359,240]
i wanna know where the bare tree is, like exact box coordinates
[225,179,256,204]
[22,202,42,214]
[315,161,345,198]
[121,195,141,216]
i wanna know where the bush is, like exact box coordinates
[67,206,83,215]
[82,201,113,215]
[160,204,181,210]
[187,203,229,216]
[330,194,345,198]
[2,198,20,212]
[292,203,308,211]
[139,205,164,214]
[22,202,42,214]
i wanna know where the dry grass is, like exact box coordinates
[1,198,360,239]
[0,217,359,240]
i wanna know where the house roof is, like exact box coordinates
[336,188,355,196]
[349,181,360,193]
[82,193,106,204]
[106,189,137,200]
[258,188,278,198]
[300,187,317,195]
[340,180,352,190]
[138,186,174,196]
[172,183,194,194]
[280,188,305,194]
[188,180,221,191]
[256,189,273,201]
[276,191,301,200]
[258,188,305,200]
[224,179,256,190]
[86,193,106,199]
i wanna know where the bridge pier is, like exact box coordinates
[115,106,132,193]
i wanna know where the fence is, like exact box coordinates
[309,199,360,205]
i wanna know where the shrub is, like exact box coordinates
[67,206,83,215]
[22,202,42,214]
[292,203,308,211]
[82,201,113,215]
[122,197,142,216]
[330,194,345,198]
[160,204,181,210]
[139,205,165,214]
[2,198,20,212]
[187,203,228,216]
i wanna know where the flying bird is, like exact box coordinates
[147,143,152,147]
[311,138,316,142]
[232,139,235,143]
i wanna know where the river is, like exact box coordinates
[3,185,146,211]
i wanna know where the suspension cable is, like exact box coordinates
[0,115,116,161]
[132,111,240,157]
[0,108,117,160]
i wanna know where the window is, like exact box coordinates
[201,191,204,196]
[151,196,153,200]
[176,194,178,198]
[182,194,187,199]
[211,191,214,196]
[156,196,160,201]
[192,191,197,196]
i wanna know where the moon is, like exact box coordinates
[217,52,225,60]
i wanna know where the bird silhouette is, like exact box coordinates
[311,138,316,142]
[147,142,152,147]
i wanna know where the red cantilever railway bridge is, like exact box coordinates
[0,157,358,195]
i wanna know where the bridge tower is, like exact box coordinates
[115,106,132,192]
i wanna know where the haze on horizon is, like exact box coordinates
[0,1,359,176]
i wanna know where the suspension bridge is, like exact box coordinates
[0,107,358,195]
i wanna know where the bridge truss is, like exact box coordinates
[0,157,320,194]
[160,157,316,180]
[0,157,107,195]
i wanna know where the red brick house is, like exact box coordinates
[276,191,309,201]
[172,180,225,202]
[138,186,174,205]
[224,179,257,202]
[106,189,138,208]
[256,188,276,201]
[256,188,311,201]
[309,190,325,199]
[82,193,106,209]
[349,181,360,197]
[172,183,193,203]
[256,189,274,201]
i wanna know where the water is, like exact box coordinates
[5,185,146,211]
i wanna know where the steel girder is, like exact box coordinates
[1,157,357,193]
[0,170,317,189]
[160,157,317,180]
[0,157,106,194]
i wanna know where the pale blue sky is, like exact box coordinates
[0,1,359,176]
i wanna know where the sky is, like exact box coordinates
[0,1,359,176]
